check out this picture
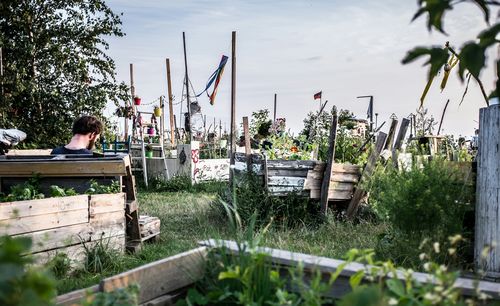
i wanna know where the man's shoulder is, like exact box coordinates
[51,146,92,155]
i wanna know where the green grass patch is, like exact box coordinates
[56,190,385,294]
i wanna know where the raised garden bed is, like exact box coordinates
[56,240,500,305]
[0,193,126,264]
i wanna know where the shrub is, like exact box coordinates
[0,235,57,306]
[148,175,225,193]
[216,173,321,228]
[365,158,474,266]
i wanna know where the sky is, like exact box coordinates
[104,0,495,137]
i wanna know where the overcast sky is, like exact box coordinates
[105,0,495,136]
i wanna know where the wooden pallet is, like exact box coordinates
[139,215,161,243]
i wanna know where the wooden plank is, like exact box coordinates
[392,118,410,168]
[268,186,304,194]
[199,239,500,300]
[56,285,100,306]
[268,176,305,187]
[321,109,338,215]
[263,154,269,190]
[0,208,89,236]
[310,189,353,200]
[89,193,126,216]
[347,132,387,219]
[383,118,398,150]
[0,195,89,220]
[475,105,500,273]
[33,234,125,266]
[267,169,309,177]
[243,116,252,172]
[0,158,128,177]
[267,160,316,170]
[99,247,207,304]
[332,163,361,174]
[19,218,125,253]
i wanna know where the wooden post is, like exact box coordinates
[229,31,237,185]
[243,117,251,172]
[182,32,192,141]
[166,58,175,146]
[384,118,398,150]
[391,118,410,168]
[475,104,500,274]
[273,93,277,122]
[127,63,135,139]
[320,107,338,216]
[346,132,387,219]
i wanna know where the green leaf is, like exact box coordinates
[349,270,365,289]
[470,0,490,23]
[411,0,453,33]
[458,42,486,80]
[402,46,449,79]
[478,22,500,47]
[386,279,405,297]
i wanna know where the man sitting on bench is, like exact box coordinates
[51,115,103,155]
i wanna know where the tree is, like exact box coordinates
[402,0,500,105]
[250,109,272,137]
[0,0,129,147]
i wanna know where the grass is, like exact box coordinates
[55,188,386,294]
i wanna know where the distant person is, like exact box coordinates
[51,115,103,154]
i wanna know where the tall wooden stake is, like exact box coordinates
[320,107,338,216]
[229,31,237,184]
[182,32,192,141]
[243,117,251,172]
[0,47,4,96]
[166,58,175,146]
[273,93,277,122]
[392,118,410,168]
[384,118,398,150]
[127,63,135,139]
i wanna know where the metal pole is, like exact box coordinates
[182,32,192,141]
[273,93,277,122]
[166,58,175,146]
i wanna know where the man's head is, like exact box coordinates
[72,115,103,150]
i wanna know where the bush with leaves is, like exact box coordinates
[0,235,57,306]
[365,158,474,267]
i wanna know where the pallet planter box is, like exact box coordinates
[56,239,500,305]
[234,153,361,201]
[0,153,155,252]
[0,193,126,264]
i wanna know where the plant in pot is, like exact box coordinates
[220,133,228,148]
[145,144,153,158]
[133,95,141,106]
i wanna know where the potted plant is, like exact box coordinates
[134,95,141,106]
[154,106,162,117]
[220,133,228,148]
[145,144,153,158]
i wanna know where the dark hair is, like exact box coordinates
[72,115,103,135]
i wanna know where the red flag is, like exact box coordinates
[314,91,322,100]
